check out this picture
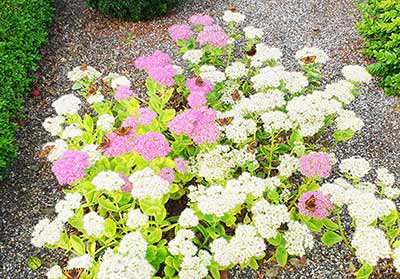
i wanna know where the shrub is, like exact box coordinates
[33,11,399,279]
[357,0,400,96]
[0,0,54,179]
[86,0,182,22]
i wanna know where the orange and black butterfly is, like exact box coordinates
[39,145,55,159]
[80,64,88,71]
[246,44,257,56]
[300,55,317,65]
[98,136,111,150]
[216,117,234,126]
[305,195,317,211]
[232,89,241,101]
[63,268,84,279]
[229,7,240,13]
[87,84,98,96]
[104,87,113,94]
[247,140,258,153]
[195,76,204,86]
[113,126,132,136]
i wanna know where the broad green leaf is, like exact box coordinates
[27,256,41,270]
[355,263,373,279]
[104,218,117,238]
[70,235,85,256]
[275,245,288,266]
[321,231,342,246]
[322,219,339,230]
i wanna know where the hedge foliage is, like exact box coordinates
[86,0,182,22]
[0,0,54,179]
[357,0,400,96]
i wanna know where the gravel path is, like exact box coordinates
[1,0,399,278]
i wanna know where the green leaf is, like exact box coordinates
[275,245,288,266]
[321,231,342,246]
[98,197,119,212]
[247,257,259,270]
[70,235,85,256]
[355,263,373,279]
[104,218,117,238]
[303,218,323,232]
[322,219,339,230]
[27,256,41,270]
[333,129,355,142]
[267,190,280,204]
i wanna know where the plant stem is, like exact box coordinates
[267,132,275,177]
[336,211,355,253]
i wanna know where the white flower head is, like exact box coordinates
[31,218,63,248]
[178,208,199,227]
[339,157,371,179]
[68,254,94,269]
[42,115,65,136]
[92,171,125,192]
[182,49,203,64]
[342,65,372,84]
[277,154,299,178]
[243,26,264,39]
[284,221,314,256]
[83,211,105,237]
[43,139,68,162]
[225,62,248,79]
[376,168,395,187]
[52,94,82,116]
[222,10,245,23]
[336,110,364,132]
[96,114,115,131]
[129,167,170,200]
[46,265,63,279]
[295,46,329,65]
[126,209,149,230]
[61,124,83,139]
[82,144,102,164]
[67,65,101,82]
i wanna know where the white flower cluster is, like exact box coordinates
[393,246,400,272]
[210,225,265,267]
[219,81,242,105]
[97,232,154,279]
[55,192,82,222]
[92,171,125,192]
[61,124,83,139]
[168,229,198,257]
[178,250,211,279]
[42,115,65,136]
[243,26,263,39]
[250,66,285,89]
[324,81,355,105]
[342,65,372,84]
[261,111,292,133]
[335,110,364,132]
[46,265,63,279]
[83,211,105,237]
[222,10,245,23]
[82,144,102,164]
[251,199,290,239]
[199,65,226,83]
[217,115,257,143]
[96,114,115,131]
[228,172,278,197]
[52,94,82,116]
[129,167,170,200]
[225,62,248,79]
[284,221,314,256]
[42,139,68,162]
[178,208,199,227]
[126,208,148,229]
[67,254,94,269]
[67,65,101,82]
[104,73,131,89]
[351,226,391,266]
[250,44,282,67]
[295,46,329,65]
[182,49,203,64]
[339,156,371,179]
[31,218,64,248]
[277,154,299,178]
[377,167,395,187]
[191,145,256,181]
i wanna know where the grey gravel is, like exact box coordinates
[1,0,399,278]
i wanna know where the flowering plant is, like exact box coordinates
[34,10,399,279]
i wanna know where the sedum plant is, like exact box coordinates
[34,10,400,279]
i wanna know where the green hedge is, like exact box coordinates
[357,0,400,96]
[86,0,182,22]
[0,0,54,179]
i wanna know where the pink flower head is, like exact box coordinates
[148,65,177,87]
[51,151,90,185]
[174,158,189,173]
[299,152,332,178]
[189,14,214,26]
[137,107,157,125]
[32,89,40,97]
[159,168,176,184]
[114,85,136,100]
[132,132,171,160]
[121,116,139,131]
[185,77,214,95]
[168,106,220,145]
[119,173,133,193]
[168,24,194,41]
[187,92,207,108]
[298,191,334,219]
[134,50,172,71]
[102,132,136,157]
[197,25,229,48]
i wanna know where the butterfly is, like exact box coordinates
[246,44,257,56]
[216,117,234,126]
[229,7,240,13]
[63,268,84,279]
[300,55,317,65]
[195,76,204,86]
[232,89,241,101]
[98,136,111,150]
[247,140,258,153]
[87,84,98,96]
[80,64,88,71]
[113,126,132,136]
[305,195,317,212]
[39,145,55,158]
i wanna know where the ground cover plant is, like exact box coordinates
[33,10,400,279]
[0,0,54,179]
[357,0,400,96]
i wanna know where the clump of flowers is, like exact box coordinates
[32,10,398,279]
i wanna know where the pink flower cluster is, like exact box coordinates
[135,51,177,87]
[137,107,157,125]
[159,168,175,184]
[185,77,214,108]
[119,173,133,193]
[174,157,189,173]
[168,24,194,41]
[102,132,135,158]
[168,106,220,145]
[197,24,229,48]
[51,151,90,185]
[121,116,139,130]
[189,14,214,26]
[114,85,136,100]
[298,191,334,219]
[132,132,171,160]
[299,152,332,178]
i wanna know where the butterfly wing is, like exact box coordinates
[63,268,84,279]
